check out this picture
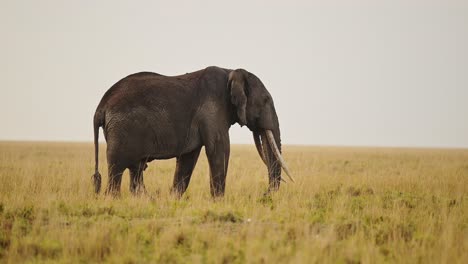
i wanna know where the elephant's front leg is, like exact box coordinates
[205,133,230,197]
[171,147,202,197]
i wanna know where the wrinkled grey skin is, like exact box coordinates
[92,66,283,197]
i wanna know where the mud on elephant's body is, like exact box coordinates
[92,66,293,197]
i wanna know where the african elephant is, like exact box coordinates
[92,66,293,197]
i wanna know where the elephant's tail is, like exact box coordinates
[92,111,103,194]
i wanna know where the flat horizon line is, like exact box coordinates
[0,140,467,151]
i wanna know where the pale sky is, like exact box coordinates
[1,0,467,147]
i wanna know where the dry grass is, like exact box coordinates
[0,141,467,263]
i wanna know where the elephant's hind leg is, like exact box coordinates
[171,147,202,197]
[105,164,125,196]
[129,162,147,196]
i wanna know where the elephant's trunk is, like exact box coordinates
[253,129,294,190]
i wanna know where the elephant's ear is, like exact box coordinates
[228,69,248,126]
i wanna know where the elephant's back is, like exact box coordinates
[97,70,204,114]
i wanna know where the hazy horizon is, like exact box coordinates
[1,0,467,148]
[2,139,468,150]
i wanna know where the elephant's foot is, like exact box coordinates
[130,184,148,197]
[210,184,225,199]
[104,186,121,198]
[170,187,186,199]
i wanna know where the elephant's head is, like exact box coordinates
[228,69,294,189]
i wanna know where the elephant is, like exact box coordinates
[92,66,294,197]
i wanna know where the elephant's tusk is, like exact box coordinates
[261,132,270,167]
[253,132,268,165]
[265,130,295,183]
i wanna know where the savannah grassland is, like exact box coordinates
[0,142,467,263]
